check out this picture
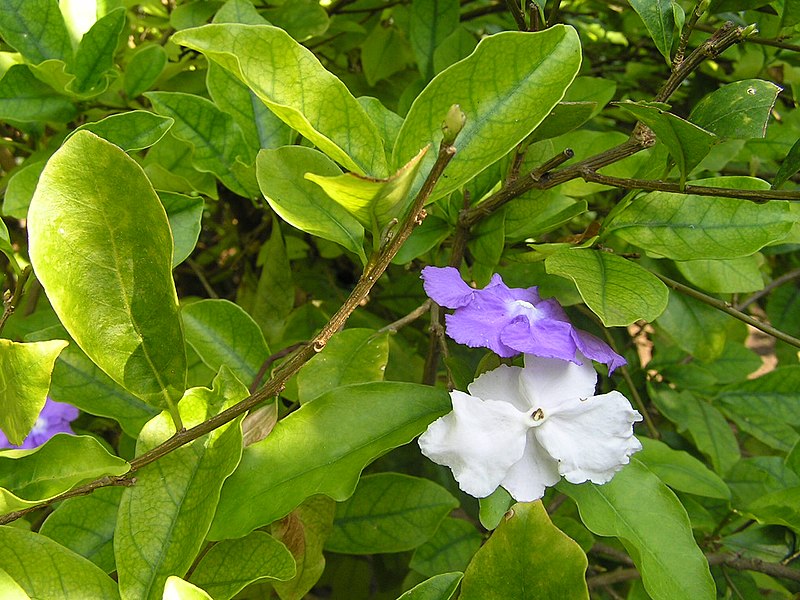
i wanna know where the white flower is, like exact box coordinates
[418,353,643,501]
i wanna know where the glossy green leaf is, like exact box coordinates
[297,328,389,404]
[123,44,167,99]
[545,248,668,326]
[505,190,586,242]
[28,131,187,417]
[656,292,729,362]
[617,101,715,185]
[410,517,482,577]
[394,26,581,202]
[726,457,799,507]
[143,133,219,199]
[0,527,119,599]
[361,21,414,87]
[717,367,800,452]
[172,24,387,176]
[392,215,450,264]
[745,487,800,532]
[409,0,459,80]
[605,192,792,260]
[358,96,403,154]
[638,438,731,499]
[40,486,122,573]
[115,369,247,600]
[0,0,73,64]
[478,487,515,531]
[256,146,367,263]
[209,382,450,540]
[0,568,29,600]
[306,146,427,231]
[189,531,295,600]
[690,80,781,139]
[649,386,740,475]
[433,26,477,74]
[0,434,129,514]
[562,460,716,600]
[0,338,67,445]
[70,7,125,95]
[528,101,597,143]
[397,572,463,600]
[214,0,270,25]
[155,194,202,268]
[628,0,675,62]
[181,299,270,389]
[206,63,293,153]
[262,0,328,41]
[326,473,457,554]
[3,159,46,218]
[773,138,800,189]
[0,219,17,273]
[163,577,212,600]
[460,501,589,600]
[74,111,174,152]
[145,91,258,197]
[271,496,335,600]
[675,255,764,294]
[0,64,77,122]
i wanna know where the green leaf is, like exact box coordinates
[478,487,515,531]
[433,27,477,74]
[0,338,67,445]
[0,64,77,122]
[605,192,792,260]
[188,531,296,600]
[172,24,387,176]
[145,91,258,197]
[297,329,389,404]
[408,0,460,80]
[0,434,129,514]
[163,577,212,600]
[181,299,270,389]
[410,517,482,577]
[361,20,414,87]
[459,501,589,600]
[3,159,46,219]
[656,291,730,362]
[159,192,204,267]
[397,572,463,600]
[628,0,675,62]
[0,0,73,64]
[0,527,119,599]
[394,26,581,202]
[773,138,800,189]
[690,80,781,139]
[358,96,404,156]
[675,255,764,294]
[617,101,716,185]
[256,146,367,263]
[74,110,174,152]
[123,44,167,99]
[40,487,122,573]
[69,7,125,95]
[505,190,586,242]
[271,496,335,600]
[27,131,187,417]
[638,438,731,499]
[649,386,740,475]
[562,460,716,600]
[717,367,800,452]
[726,457,799,507]
[306,146,428,231]
[0,568,29,600]
[528,101,597,143]
[209,381,451,540]
[545,248,668,326]
[261,0,328,42]
[143,133,219,199]
[325,473,458,554]
[115,369,247,600]
[745,487,800,532]
[213,0,270,26]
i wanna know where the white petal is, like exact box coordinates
[519,353,597,410]
[500,430,561,502]
[419,390,531,498]
[467,364,530,412]
[535,391,643,484]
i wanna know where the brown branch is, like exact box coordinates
[504,0,527,30]
[378,299,432,334]
[694,23,800,53]
[735,267,800,311]
[580,171,800,202]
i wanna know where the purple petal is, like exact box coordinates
[40,398,80,423]
[420,266,476,308]
[573,330,626,374]
[500,316,579,362]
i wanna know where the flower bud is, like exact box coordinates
[441,104,466,145]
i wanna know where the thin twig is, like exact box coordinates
[378,299,432,334]
[186,258,219,299]
[0,265,31,336]
[694,23,800,53]
[504,0,527,30]
[249,342,304,394]
[655,273,800,349]
[735,267,800,311]
[673,0,708,68]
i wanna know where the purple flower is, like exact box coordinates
[0,398,79,450]
[420,266,625,373]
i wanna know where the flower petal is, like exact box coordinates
[420,266,476,308]
[444,293,520,357]
[518,354,597,411]
[467,364,529,412]
[573,330,626,374]
[418,390,531,498]
[500,430,561,502]
[535,391,643,484]
[500,315,578,362]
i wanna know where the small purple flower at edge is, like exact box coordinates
[420,266,626,374]
[0,398,79,450]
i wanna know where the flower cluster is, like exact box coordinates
[419,267,641,501]
[0,398,79,450]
